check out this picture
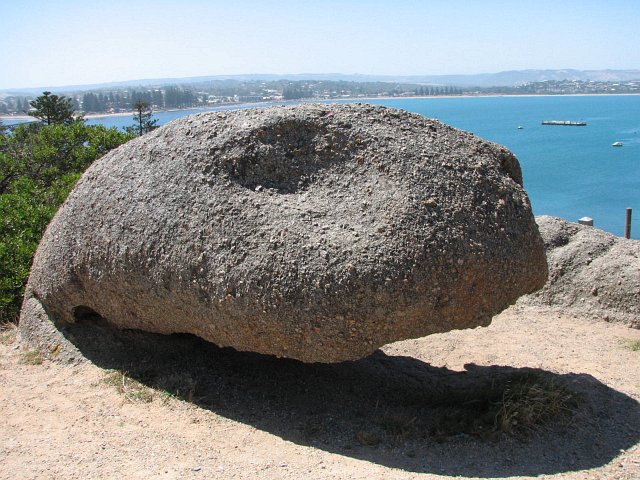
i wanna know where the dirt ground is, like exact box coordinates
[1,305,639,480]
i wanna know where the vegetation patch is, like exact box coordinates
[19,348,43,365]
[100,360,203,406]
[435,373,578,440]
[102,370,154,403]
[0,321,18,345]
[356,430,380,446]
[624,339,640,352]
[380,413,418,440]
[1,96,135,323]
[375,373,578,444]
[492,374,576,434]
[152,372,198,403]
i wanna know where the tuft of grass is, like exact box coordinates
[101,369,203,405]
[493,374,576,434]
[624,340,640,352]
[356,430,380,446]
[381,413,418,440]
[19,348,43,365]
[153,373,198,403]
[102,370,154,403]
[0,321,18,346]
[421,373,579,441]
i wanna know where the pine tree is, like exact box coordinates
[126,100,158,136]
[28,91,78,125]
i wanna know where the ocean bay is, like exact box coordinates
[71,95,640,239]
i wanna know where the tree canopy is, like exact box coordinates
[28,91,79,125]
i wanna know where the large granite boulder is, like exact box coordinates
[19,104,547,363]
[519,216,639,327]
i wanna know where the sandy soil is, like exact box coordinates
[1,306,639,480]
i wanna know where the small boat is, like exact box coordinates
[612,141,623,147]
[517,125,524,129]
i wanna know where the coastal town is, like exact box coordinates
[1,78,639,117]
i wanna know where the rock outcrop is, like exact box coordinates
[19,104,547,362]
[519,216,639,327]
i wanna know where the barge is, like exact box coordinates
[542,120,587,126]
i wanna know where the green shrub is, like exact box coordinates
[0,121,133,322]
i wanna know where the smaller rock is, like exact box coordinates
[520,216,640,328]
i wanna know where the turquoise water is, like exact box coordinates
[11,95,640,238]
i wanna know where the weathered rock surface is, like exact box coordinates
[19,104,547,362]
[519,216,639,327]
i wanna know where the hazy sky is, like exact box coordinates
[2,0,639,89]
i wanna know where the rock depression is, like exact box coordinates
[19,104,547,362]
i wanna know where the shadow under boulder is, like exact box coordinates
[59,318,640,478]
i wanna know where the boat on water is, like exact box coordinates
[612,141,623,147]
[542,120,587,126]
[517,125,524,129]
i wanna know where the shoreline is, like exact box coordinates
[2,92,640,123]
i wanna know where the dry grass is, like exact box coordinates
[153,373,198,403]
[102,370,154,403]
[101,365,202,406]
[0,321,18,346]
[19,349,43,365]
[377,372,578,443]
[492,374,576,434]
[380,413,418,439]
[356,430,381,446]
[624,340,640,352]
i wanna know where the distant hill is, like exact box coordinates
[349,69,640,87]
[3,69,640,95]
[435,69,640,87]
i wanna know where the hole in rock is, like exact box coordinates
[73,305,104,323]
